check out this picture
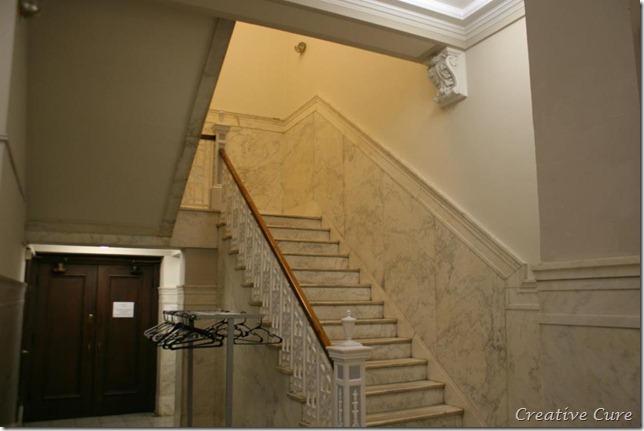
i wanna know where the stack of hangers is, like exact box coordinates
[143,310,282,350]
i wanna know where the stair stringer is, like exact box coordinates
[313,202,488,427]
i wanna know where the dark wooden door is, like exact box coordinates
[22,255,159,422]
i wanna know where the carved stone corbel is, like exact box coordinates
[427,47,468,108]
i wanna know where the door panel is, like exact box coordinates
[28,263,97,421]
[22,255,159,422]
[94,264,157,415]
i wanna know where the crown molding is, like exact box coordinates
[279,0,525,51]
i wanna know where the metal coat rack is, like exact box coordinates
[144,310,281,427]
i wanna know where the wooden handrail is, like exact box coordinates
[219,149,333,360]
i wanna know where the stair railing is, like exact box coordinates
[219,149,333,427]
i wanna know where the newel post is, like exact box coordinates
[326,310,372,427]
[210,122,229,210]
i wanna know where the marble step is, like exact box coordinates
[353,337,412,360]
[276,239,340,255]
[365,380,445,414]
[269,226,330,241]
[301,283,372,301]
[262,214,322,229]
[322,318,397,339]
[310,300,384,320]
[365,358,428,385]
[283,252,350,269]
[292,267,360,284]
[366,404,464,427]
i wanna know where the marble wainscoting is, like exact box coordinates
[173,284,222,427]
[0,274,26,427]
[505,285,541,428]
[532,257,640,428]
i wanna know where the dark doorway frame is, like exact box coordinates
[19,253,161,422]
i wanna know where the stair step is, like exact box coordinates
[322,318,397,339]
[366,404,463,428]
[365,358,428,385]
[276,239,340,254]
[310,300,384,319]
[351,337,412,360]
[292,267,360,284]
[365,380,445,414]
[262,213,322,229]
[283,252,350,269]
[268,226,330,241]
[301,283,372,301]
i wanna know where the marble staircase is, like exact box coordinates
[262,213,464,427]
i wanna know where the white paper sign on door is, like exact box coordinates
[112,301,135,318]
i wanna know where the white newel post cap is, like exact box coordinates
[326,309,372,358]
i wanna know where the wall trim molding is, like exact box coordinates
[532,255,641,281]
[25,229,172,248]
[207,96,524,279]
[0,135,26,201]
[539,313,640,329]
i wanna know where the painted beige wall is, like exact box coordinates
[0,0,27,282]
[212,20,540,263]
[211,24,290,119]
[525,0,640,262]
[0,1,27,425]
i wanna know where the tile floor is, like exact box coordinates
[20,412,175,428]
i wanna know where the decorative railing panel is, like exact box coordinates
[220,150,333,427]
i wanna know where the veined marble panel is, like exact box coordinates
[181,139,213,210]
[382,174,438,346]
[434,222,507,426]
[343,142,385,284]
[170,209,219,249]
[312,112,345,235]
[225,127,283,214]
[283,115,316,215]
[539,325,640,427]
[506,308,541,427]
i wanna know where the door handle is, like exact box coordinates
[21,349,29,356]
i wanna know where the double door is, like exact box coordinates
[21,254,159,422]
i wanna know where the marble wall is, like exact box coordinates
[506,258,641,427]
[224,127,284,214]
[203,101,640,427]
